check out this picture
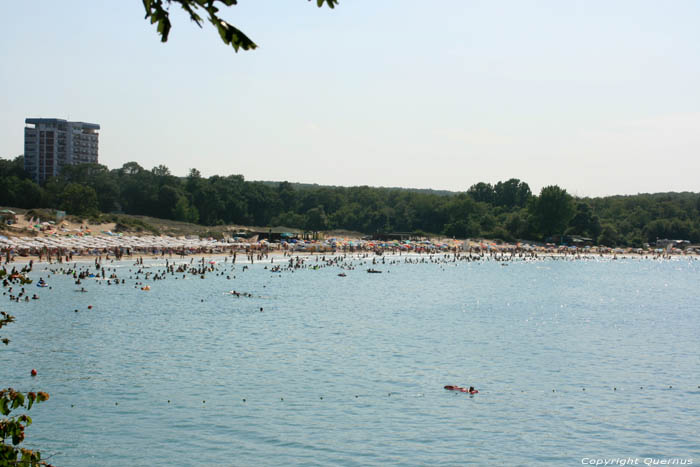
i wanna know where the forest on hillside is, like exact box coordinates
[2,156,699,246]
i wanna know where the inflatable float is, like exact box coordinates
[444,385,478,394]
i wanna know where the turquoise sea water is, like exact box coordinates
[2,255,699,466]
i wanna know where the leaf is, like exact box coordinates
[211,17,258,52]
[12,393,25,410]
[315,0,338,7]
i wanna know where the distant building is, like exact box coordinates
[24,118,100,184]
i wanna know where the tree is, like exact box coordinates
[0,156,28,180]
[59,164,119,213]
[172,195,199,223]
[467,182,495,204]
[17,180,43,209]
[60,183,99,216]
[151,165,172,178]
[529,185,575,239]
[143,0,339,52]
[305,206,329,231]
[504,209,535,240]
[443,219,480,239]
[157,185,181,217]
[1,307,51,466]
[277,181,298,213]
[493,178,531,209]
[119,161,145,176]
[270,211,306,229]
[0,176,35,208]
[598,223,618,247]
[117,169,158,215]
[567,201,601,238]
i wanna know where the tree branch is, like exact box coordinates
[143,0,340,52]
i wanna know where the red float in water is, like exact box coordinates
[31,369,37,376]
[444,385,467,392]
[444,385,478,394]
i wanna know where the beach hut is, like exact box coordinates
[0,210,17,225]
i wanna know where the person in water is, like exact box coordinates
[444,385,478,394]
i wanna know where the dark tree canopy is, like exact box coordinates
[143,0,339,52]
[493,179,531,209]
[529,185,575,238]
[467,182,495,204]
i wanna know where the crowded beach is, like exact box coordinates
[3,224,700,265]
[1,232,699,265]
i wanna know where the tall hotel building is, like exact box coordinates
[24,118,100,184]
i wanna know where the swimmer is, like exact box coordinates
[444,385,467,392]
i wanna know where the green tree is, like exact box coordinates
[305,206,329,231]
[117,168,158,216]
[598,223,618,247]
[143,0,339,52]
[0,176,40,209]
[467,182,495,204]
[567,201,601,238]
[60,183,99,216]
[530,185,575,239]
[151,164,172,178]
[211,175,248,224]
[493,178,531,209]
[443,219,480,239]
[0,156,28,179]
[118,161,145,176]
[277,181,298,213]
[504,209,535,240]
[173,195,199,223]
[157,185,181,218]
[60,163,119,213]
[270,211,306,229]
[17,180,43,209]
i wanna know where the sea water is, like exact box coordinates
[2,255,699,466]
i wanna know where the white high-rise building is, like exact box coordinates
[24,118,100,184]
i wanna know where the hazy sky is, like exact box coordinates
[2,1,699,197]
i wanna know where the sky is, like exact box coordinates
[1,0,699,197]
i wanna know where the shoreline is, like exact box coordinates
[2,226,697,264]
[3,249,696,266]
